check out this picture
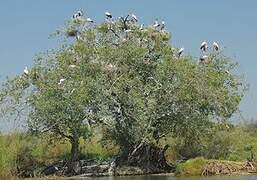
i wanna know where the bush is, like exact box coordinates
[0,131,119,177]
[176,157,207,176]
[0,133,67,177]
[0,133,19,178]
[79,135,119,162]
[204,130,233,160]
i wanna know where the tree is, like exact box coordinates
[0,12,245,173]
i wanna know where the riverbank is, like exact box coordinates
[177,157,257,176]
[38,157,257,179]
[2,126,257,179]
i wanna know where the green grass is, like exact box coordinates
[176,157,207,176]
[0,132,118,178]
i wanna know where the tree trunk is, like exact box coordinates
[67,136,81,175]
[125,143,174,173]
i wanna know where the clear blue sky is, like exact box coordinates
[0,0,257,130]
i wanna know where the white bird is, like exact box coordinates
[77,10,83,17]
[200,55,208,62]
[72,13,78,19]
[213,42,220,51]
[23,66,29,75]
[69,64,77,68]
[105,12,112,18]
[177,48,184,57]
[125,29,132,33]
[70,88,76,94]
[131,13,138,22]
[73,10,83,19]
[160,21,165,30]
[153,21,160,28]
[225,70,230,74]
[58,78,66,85]
[200,41,208,52]
[140,24,144,30]
[86,17,94,23]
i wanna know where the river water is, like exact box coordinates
[70,175,257,180]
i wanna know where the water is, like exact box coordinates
[71,175,257,180]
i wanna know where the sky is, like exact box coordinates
[0,0,257,131]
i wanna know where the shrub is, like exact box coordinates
[176,157,207,176]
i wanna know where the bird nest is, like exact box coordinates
[66,29,78,37]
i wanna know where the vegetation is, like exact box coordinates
[0,12,249,178]
[176,157,207,176]
[0,133,117,178]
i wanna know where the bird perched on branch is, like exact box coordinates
[140,24,144,30]
[24,66,29,75]
[177,48,184,58]
[72,10,84,20]
[200,55,208,63]
[200,41,208,52]
[58,78,66,85]
[86,17,94,23]
[153,21,160,28]
[160,21,165,30]
[77,10,83,17]
[131,13,138,22]
[213,42,220,51]
[105,12,112,19]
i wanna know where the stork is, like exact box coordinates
[69,65,77,68]
[200,55,208,62]
[73,10,83,19]
[58,78,66,85]
[140,24,144,30]
[72,13,78,19]
[213,42,220,51]
[70,88,76,94]
[131,13,138,22]
[105,12,112,19]
[24,66,29,75]
[77,10,83,17]
[160,21,165,30]
[125,29,132,33]
[177,48,184,58]
[153,21,160,28]
[200,41,208,52]
[86,18,94,23]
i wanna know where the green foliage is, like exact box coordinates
[0,133,69,177]
[204,129,232,160]
[176,157,207,176]
[0,134,19,178]
[0,132,117,177]
[163,124,257,163]
[79,136,118,162]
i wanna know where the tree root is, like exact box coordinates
[120,143,174,173]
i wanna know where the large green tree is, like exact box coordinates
[0,12,245,172]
